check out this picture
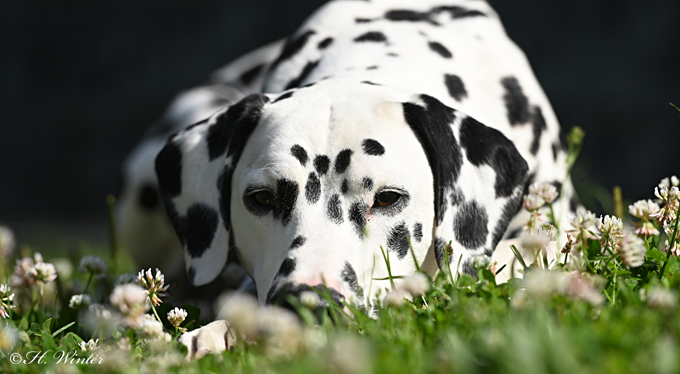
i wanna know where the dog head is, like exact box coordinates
[155,78,528,309]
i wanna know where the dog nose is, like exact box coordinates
[268,283,345,312]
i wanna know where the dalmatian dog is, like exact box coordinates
[149,0,577,353]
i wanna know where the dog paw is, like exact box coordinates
[178,320,234,359]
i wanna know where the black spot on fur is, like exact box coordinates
[387,52,399,57]
[413,222,423,242]
[362,139,385,156]
[219,165,234,229]
[366,65,378,70]
[349,201,368,239]
[273,91,294,104]
[362,177,373,191]
[355,18,374,23]
[208,94,269,161]
[354,31,388,43]
[530,106,547,155]
[501,76,531,125]
[459,116,529,198]
[269,30,316,73]
[327,194,344,224]
[239,63,264,86]
[277,258,296,278]
[569,194,581,213]
[362,81,381,86]
[434,237,446,268]
[138,183,159,210]
[305,172,321,204]
[444,74,468,101]
[491,196,523,249]
[462,262,478,278]
[318,37,334,49]
[450,188,464,206]
[314,155,331,175]
[341,262,364,298]
[272,179,299,226]
[428,41,452,58]
[454,201,488,250]
[155,140,183,198]
[335,149,353,173]
[551,181,563,197]
[187,267,196,283]
[185,204,219,258]
[290,236,306,249]
[291,144,309,166]
[431,6,487,19]
[384,9,439,25]
[387,222,410,259]
[341,179,349,195]
[552,142,560,161]
[285,60,320,89]
[403,95,463,226]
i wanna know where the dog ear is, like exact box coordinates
[155,94,269,286]
[402,94,528,277]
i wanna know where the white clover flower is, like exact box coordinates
[136,317,165,340]
[12,253,47,287]
[518,269,604,307]
[88,303,112,319]
[597,215,624,251]
[110,283,149,327]
[520,232,550,254]
[300,291,320,310]
[79,338,99,352]
[619,234,647,268]
[257,307,304,357]
[470,255,491,271]
[384,289,409,307]
[218,292,260,338]
[400,273,430,296]
[0,322,19,352]
[325,333,371,374]
[629,199,661,221]
[570,209,597,232]
[69,294,92,309]
[647,288,677,310]
[33,261,57,283]
[167,307,187,328]
[538,223,558,241]
[658,176,680,189]
[0,226,16,260]
[663,223,680,257]
[651,186,680,225]
[523,194,545,212]
[137,268,169,307]
[597,215,623,236]
[0,284,15,319]
[78,255,108,278]
[529,182,559,204]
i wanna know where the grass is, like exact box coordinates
[0,105,679,374]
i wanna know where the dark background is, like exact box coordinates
[1,0,679,245]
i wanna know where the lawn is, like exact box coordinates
[1,107,679,374]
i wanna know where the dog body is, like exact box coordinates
[153,0,575,314]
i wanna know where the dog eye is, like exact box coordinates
[254,191,275,206]
[375,191,400,207]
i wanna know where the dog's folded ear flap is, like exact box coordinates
[155,94,269,286]
[402,94,529,277]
